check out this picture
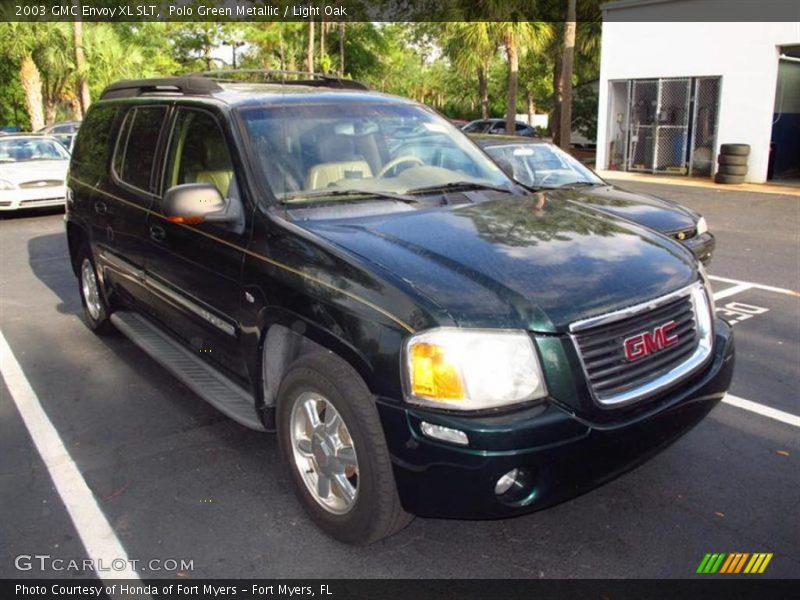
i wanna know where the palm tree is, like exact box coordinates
[1,23,46,130]
[494,21,552,134]
[558,0,577,149]
[442,23,496,119]
[72,0,90,116]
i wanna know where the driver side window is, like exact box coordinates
[165,109,238,199]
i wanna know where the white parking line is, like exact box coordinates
[723,394,800,428]
[713,283,753,301]
[709,275,800,298]
[0,329,140,581]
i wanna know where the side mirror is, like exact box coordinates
[163,183,237,225]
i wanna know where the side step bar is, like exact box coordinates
[110,311,266,432]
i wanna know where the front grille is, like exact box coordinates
[573,291,700,404]
[20,180,62,189]
[20,197,64,205]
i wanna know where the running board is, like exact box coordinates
[110,311,266,432]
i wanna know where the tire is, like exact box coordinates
[717,165,747,176]
[717,154,748,166]
[77,244,114,335]
[276,351,412,545]
[719,143,750,156]
[714,173,745,185]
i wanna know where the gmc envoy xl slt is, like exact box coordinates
[66,73,735,544]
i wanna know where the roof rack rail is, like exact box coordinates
[191,69,370,90]
[100,77,223,100]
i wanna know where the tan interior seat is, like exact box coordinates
[192,140,233,197]
[306,160,373,190]
[305,134,373,190]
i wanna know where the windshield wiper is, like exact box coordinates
[550,181,603,190]
[281,189,419,205]
[406,181,513,195]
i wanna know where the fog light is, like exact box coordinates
[495,468,521,495]
[420,422,468,446]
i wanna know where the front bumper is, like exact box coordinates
[682,232,715,266]
[0,186,66,211]
[377,319,734,518]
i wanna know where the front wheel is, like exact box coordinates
[77,245,114,335]
[276,352,412,544]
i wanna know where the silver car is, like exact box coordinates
[0,135,70,211]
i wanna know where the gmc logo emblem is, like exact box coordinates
[623,320,679,361]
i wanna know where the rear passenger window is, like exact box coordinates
[114,106,166,192]
[71,105,119,180]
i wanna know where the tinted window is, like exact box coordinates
[164,109,236,198]
[71,105,119,180]
[115,107,166,191]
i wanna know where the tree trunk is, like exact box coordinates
[527,92,535,126]
[44,101,58,127]
[320,20,326,71]
[72,2,91,114]
[306,20,315,74]
[70,97,82,121]
[338,22,345,76]
[477,65,489,120]
[505,33,518,134]
[551,57,562,145]
[19,55,45,131]
[558,1,577,150]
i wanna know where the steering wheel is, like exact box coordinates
[377,155,425,178]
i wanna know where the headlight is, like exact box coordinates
[696,216,708,235]
[403,328,548,410]
[0,179,16,191]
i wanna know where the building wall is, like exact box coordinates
[597,18,800,182]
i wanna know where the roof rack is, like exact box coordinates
[191,69,370,90]
[100,77,223,100]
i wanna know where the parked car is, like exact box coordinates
[39,121,81,153]
[462,118,539,137]
[473,134,715,265]
[67,73,734,545]
[0,134,70,211]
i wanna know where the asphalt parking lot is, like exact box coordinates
[0,180,798,580]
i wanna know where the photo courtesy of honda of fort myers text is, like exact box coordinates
[1,0,799,599]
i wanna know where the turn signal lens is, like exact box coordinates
[166,215,205,225]
[410,342,465,400]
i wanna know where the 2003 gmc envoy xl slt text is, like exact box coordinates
[65,72,735,545]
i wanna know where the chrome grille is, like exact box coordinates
[571,283,712,407]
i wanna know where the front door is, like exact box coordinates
[144,107,252,382]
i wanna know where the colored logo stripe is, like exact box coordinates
[698,553,773,574]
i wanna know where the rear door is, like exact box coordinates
[144,106,251,381]
[93,104,168,308]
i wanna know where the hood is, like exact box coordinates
[0,160,68,185]
[299,192,698,332]
[568,184,697,234]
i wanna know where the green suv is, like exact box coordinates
[66,72,735,544]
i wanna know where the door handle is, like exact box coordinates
[150,225,166,242]
[94,201,108,215]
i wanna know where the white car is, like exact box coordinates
[0,135,70,211]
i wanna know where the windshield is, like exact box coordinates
[484,142,603,188]
[0,138,70,163]
[238,102,511,203]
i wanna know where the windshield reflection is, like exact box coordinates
[484,142,603,189]
[239,103,511,203]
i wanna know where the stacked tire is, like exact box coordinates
[715,144,749,184]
